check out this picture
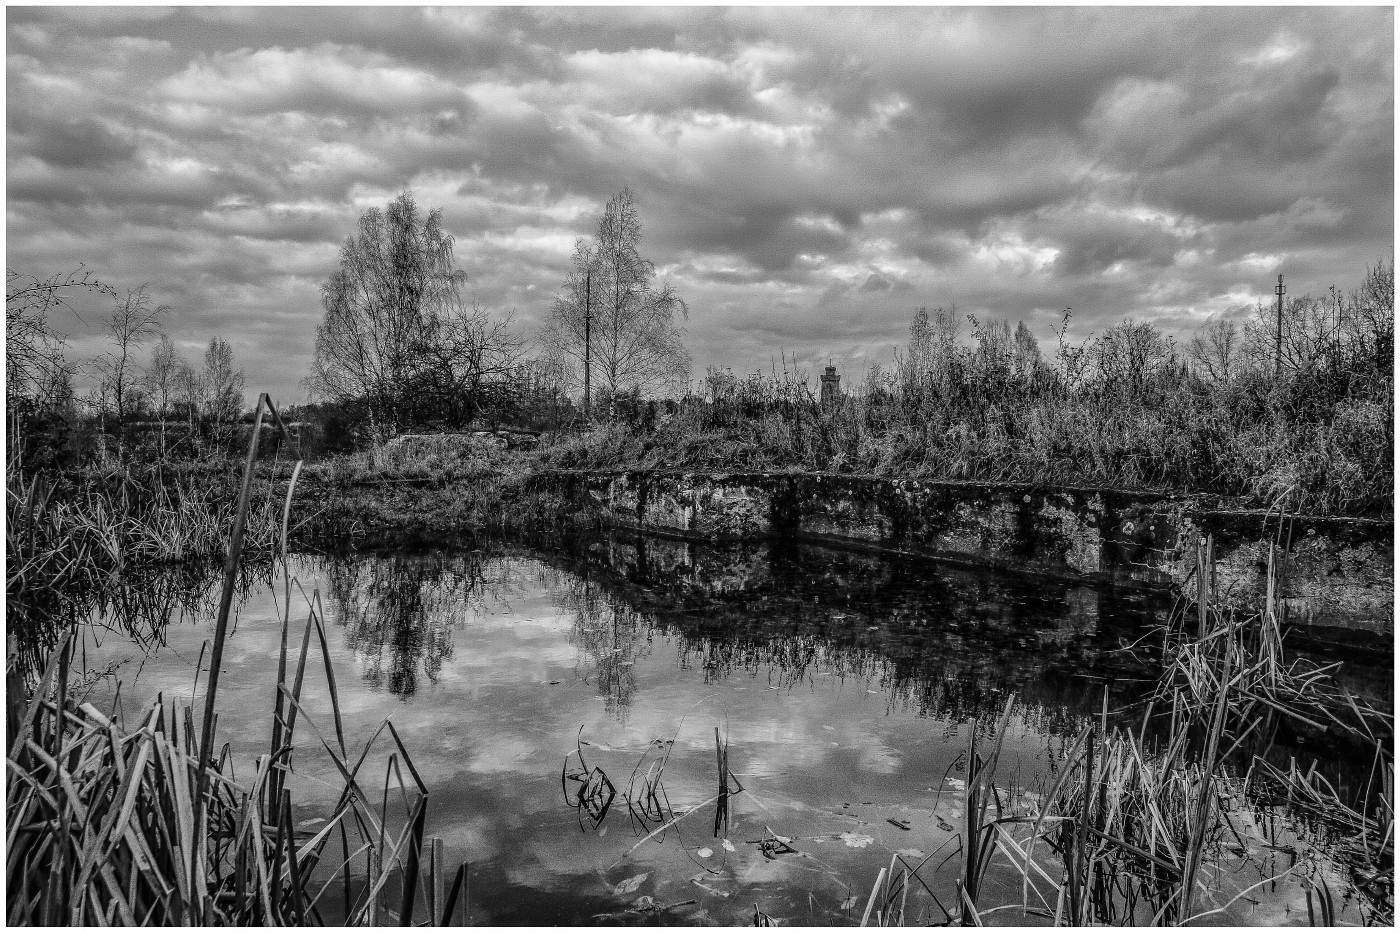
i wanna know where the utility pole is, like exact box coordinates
[585,264,590,417]
[1274,274,1285,375]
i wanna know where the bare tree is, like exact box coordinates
[6,266,111,415]
[142,334,186,454]
[202,337,245,424]
[405,304,527,428]
[541,187,689,412]
[1092,319,1176,398]
[308,191,467,439]
[1345,259,1394,384]
[1187,317,1241,384]
[899,306,933,393]
[174,361,202,429]
[1012,320,1043,380]
[899,304,960,394]
[1242,294,1338,377]
[1236,261,1393,390]
[972,317,1014,371]
[143,335,183,419]
[1349,260,1394,354]
[92,285,167,432]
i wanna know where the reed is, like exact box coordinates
[7,393,458,926]
[863,533,1392,927]
[6,456,288,677]
[5,627,461,924]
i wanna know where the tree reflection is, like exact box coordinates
[537,534,1165,730]
[56,559,273,682]
[542,566,652,721]
[321,550,494,698]
[305,535,1166,729]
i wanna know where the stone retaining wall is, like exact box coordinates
[538,470,1393,635]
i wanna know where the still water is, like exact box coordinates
[75,536,1375,925]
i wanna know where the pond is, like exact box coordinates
[73,534,1385,925]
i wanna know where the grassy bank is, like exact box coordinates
[551,395,1382,515]
[532,358,1390,517]
[287,437,580,548]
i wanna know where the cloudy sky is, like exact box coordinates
[7,6,1393,404]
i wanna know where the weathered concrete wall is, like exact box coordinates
[537,470,1393,635]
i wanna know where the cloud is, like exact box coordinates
[159,44,476,121]
[8,112,138,169]
[5,7,1391,402]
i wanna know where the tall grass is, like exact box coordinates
[861,534,1392,927]
[6,393,460,926]
[7,454,290,677]
[295,435,573,548]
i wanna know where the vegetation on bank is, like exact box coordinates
[538,261,1393,517]
[6,460,293,674]
[293,445,564,546]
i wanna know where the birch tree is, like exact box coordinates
[541,187,689,412]
[92,285,166,446]
[202,337,245,423]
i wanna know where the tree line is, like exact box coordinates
[7,185,691,465]
[6,268,247,469]
[307,187,688,442]
[8,180,1391,514]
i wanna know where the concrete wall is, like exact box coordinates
[537,470,1393,635]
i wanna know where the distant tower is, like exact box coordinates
[819,363,841,408]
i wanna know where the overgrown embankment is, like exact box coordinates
[536,262,1395,518]
[529,372,1391,519]
[285,434,583,548]
[255,412,1394,636]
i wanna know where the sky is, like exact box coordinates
[6,6,1394,405]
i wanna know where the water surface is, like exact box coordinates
[76,536,1376,925]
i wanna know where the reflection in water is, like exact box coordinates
[321,550,497,697]
[547,568,654,720]
[310,534,1166,735]
[62,559,272,680]
[556,534,1164,731]
[74,533,1390,926]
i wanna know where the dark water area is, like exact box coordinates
[70,533,1388,925]
[550,534,1168,725]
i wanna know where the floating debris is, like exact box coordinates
[612,872,648,897]
[691,876,731,898]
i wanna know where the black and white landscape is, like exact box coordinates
[7,7,1393,928]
